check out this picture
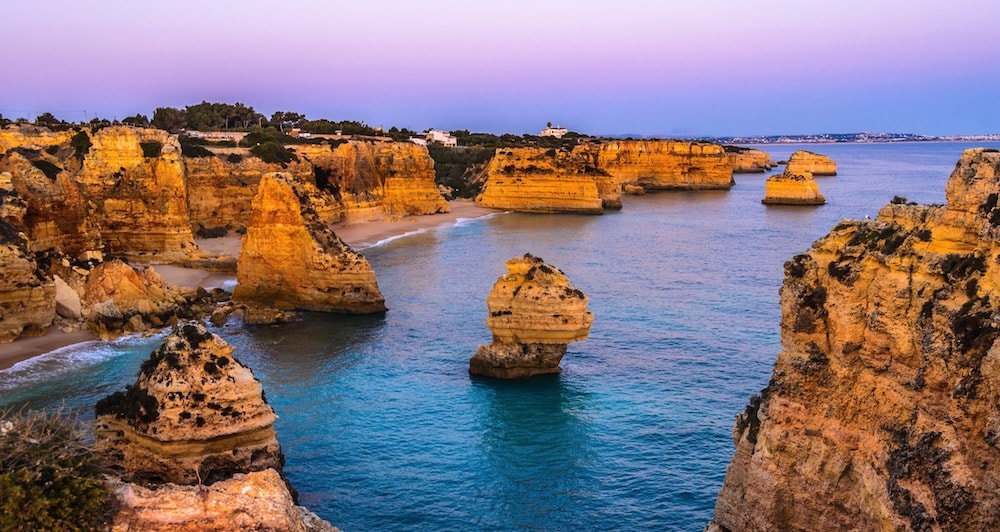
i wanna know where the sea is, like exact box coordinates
[3,141,999,530]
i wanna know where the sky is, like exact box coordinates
[2,0,999,137]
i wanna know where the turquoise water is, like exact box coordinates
[3,142,999,530]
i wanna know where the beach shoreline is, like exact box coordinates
[0,200,503,372]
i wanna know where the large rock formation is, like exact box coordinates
[725,146,775,173]
[234,172,386,313]
[761,170,826,205]
[0,125,74,154]
[475,148,608,214]
[709,149,1000,531]
[295,140,449,221]
[82,259,195,338]
[595,140,734,190]
[785,149,837,176]
[95,324,283,485]
[96,323,337,530]
[0,219,56,342]
[470,254,593,378]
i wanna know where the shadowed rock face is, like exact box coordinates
[0,218,55,342]
[470,254,593,378]
[233,172,386,313]
[785,149,837,176]
[762,170,826,205]
[95,323,283,486]
[709,149,1000,531]
[726,146,775,173]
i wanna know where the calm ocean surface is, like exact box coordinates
[3,142,1000,530]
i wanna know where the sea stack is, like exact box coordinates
[761,170,826,205]
[234,172,386,313]
[785,149,837,176]
[476,148,609,214]
[95,323,336,530]
[709,149,1000,530]
[469,254,593,378]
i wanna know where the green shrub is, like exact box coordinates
[139,141,163,158]
[250,141,297,164]
[0,408,113,530]
[70,131,92,159]
[180,138,214,158]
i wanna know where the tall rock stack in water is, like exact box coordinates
[761,170,826,205]
[470,254,593,378]
[709,149,1000,531]
[785,149,837,176]
[234,172,386,313]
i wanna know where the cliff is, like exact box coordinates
[595,140,734,190]
[785,149,837,176]
[82,260,199,338]
[295,141,449,221]
[234,172,386,313]
[725,146,775,173]
[0,219,56,342]
[761,170,825,205]
[96,324,336,530]
[475,148,607,214]
[709,149,1000,530]
[470,254,593,378]
[0,125,74,154]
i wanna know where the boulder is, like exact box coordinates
[53,275,82,319]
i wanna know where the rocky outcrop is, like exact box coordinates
[475,148,608,214]
[96,324,337,530]
[95,324,283,485]
[184,155,313,235]
[725,146,774,173]
[107,469,337,532]
[595,140,734,190]
[0,219,56,342]
[709,149,1000,531]
[761,170,825,205]
[234,172,386,313]
[295,141,449,221]
[0,125,74,154]
[785,149,837,176]
[470,254,593,378]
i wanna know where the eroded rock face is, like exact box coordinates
[470,254,593,378]
[725,146,775,173]
[475,148,608,214]
[785,149,837,176]
[709,149,1000,531]
[595,140,734,190]
[82,260,191,338]
[95,324,283,485]
[108,469,338,532]
[234,172,386,313]
[761,170,825,205]
[0,219,55,342]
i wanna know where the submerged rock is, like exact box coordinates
[761,170,826,205]
[470,254,593,378]
[709,149,1000,530]
[234,172,386,313]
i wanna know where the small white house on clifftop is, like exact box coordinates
[426,129,457,147]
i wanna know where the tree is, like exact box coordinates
[35,112,64,126]
[122,114,150,127]
[151,107,187,133]
[269,111,305,132]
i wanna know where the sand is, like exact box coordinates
[0,200,503,371]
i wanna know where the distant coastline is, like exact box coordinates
[703,132,1000,145]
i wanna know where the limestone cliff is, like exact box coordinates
[595,140,734,190]
[0,219,56,342]
[785,149,837,176]
[0,125,74,154]
[184,155,314,235]
[725,146,775,173]
[475,148,607,214]
[710,149,1000,531]
[234,172,386,313]
[82,260,194,338]
[761,170,825,205]
[470,254,593,378]
[295,141,449,221]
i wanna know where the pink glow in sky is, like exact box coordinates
[3,0,999,136]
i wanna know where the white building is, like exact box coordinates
[540,125,568,138]
[410,137,428,147]
[426,129,458,147]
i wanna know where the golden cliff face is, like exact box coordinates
[725,146,775,173]
[183,155,314,235]
[595,140,734,190]
[785,149,837,176]
[761,171,825,205]
[710,149,1000,531]
[0,126,74,154]
[0,220,55,342]
[475,148,607,214]
[234,172,386,313]
[470,254,593,378]
[296,140,449,221]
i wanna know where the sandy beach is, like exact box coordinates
[0,200,502,371]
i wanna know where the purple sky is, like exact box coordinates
[3,0,999,136]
